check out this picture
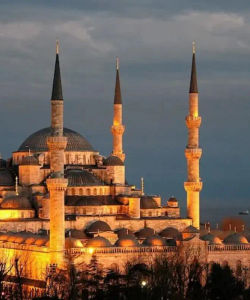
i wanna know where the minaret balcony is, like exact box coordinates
[184,181,203,192]
[185,148,202,159]
[185,116,201,128]
[47,177,68,191]
[111,124,125,135]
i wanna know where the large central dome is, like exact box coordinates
[18,127,95,152]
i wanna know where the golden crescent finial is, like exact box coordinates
[56,40,59,54]
[192,41,196,54]
[116,57,119,70]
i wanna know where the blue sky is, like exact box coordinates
[0,1,250,217]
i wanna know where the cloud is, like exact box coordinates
[0,22,41,40]
[54,21,114,53]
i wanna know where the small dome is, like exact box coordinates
[167,196,178,202]
[167,197,178,208]
[143,235,166,246]
[223,233,248,245]
[115,235,139,247]
[135,227,154,239]
[183,225,199,233]
[200,233,222,245]
[115,228,134,238]
[65,237,83,249]
[160,227,182,240]
[0,169,14,186]
[18,127,95,152]
[85,236,111,248]
[103,156,124,166]
[140,196,159,209]
[20,156,39,166]
[66,169,104,187]
[85,220,111,235]
[65,229,88,239]
[1,195,32,209]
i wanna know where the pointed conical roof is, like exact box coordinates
[189,43,198,93]
[114,58,122,104]
[51,42,63,101]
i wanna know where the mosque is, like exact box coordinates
[0,42,248,290]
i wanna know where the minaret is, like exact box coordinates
[111,58,125,161]
[184,42,202,229]
[46,41,68,266]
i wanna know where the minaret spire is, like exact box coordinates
[51,40,63,101]
[111,57,125,161]
[114,57,122,104]
[189,41,198,93]
[184,43,202,229]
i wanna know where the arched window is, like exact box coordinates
[79,188,83,196]
[72,188,75,196]
[93,188,97,195]
[87,188,91,196]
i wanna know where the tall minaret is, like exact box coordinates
[184,42,202,229]
[111,58,125,161]
[46,41,68,266]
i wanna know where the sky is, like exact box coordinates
[0,1,250,221]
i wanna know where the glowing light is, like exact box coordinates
[87,247,94,254]
[141,280,147,287]
[0,210,19,220]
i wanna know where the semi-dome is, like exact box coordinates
[18,127,95,152]
[140,196,159,209]
[66,169,104,187]
[20,156,39,166]
[223,233,248,245]
[143,235,166,246]
[103,156,124,166]
[200,233,222,245]
[1,195,32,209]
[85,220,111,234]
[85,236,111,248]
[0,169,14,186]
[160,227,182,240]
[115,235,139,247]
[135,227,154,239]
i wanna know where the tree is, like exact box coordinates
[205,263,245,300]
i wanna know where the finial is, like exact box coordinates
[192,41,196,54]
[116,57,119,70]
[141,177,144,196]
[56,40,59,54]
[15,176,19,196]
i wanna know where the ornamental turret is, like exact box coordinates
[46,41,68,266]
[184,42,202,229]
[111,58,125,162]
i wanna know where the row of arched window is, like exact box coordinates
[67,187,109,196]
